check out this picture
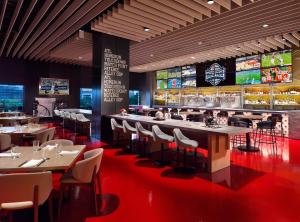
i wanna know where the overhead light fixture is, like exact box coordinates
[282,37,286,41]
[262,24,269,28]
[236,47,241,50]
[191,56,196,59]
[78,56,83,60]
[207,0,214,4]
[257,41,261,46]
[150,54,154,57]
[198,41,203,45]
[144,27,150,32]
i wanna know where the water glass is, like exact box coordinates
[33,140,40,152]
[11,146,16,159]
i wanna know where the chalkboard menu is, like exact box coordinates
[197,58,236,87]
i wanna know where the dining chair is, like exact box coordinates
[40,139,73,148]
[35,128,56,144]
[76,114,90,122]
[122,120,137,152]
[135,122,153,157]
[0,171,53,222]
[58,148,104,216]
[0,134,12,152]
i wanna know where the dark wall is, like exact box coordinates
[129,72,153,106]
[0,57,93,114]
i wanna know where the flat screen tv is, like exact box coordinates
[182,77,196,88]
[236,55,260,71]
[156,70,168,80]
[261,50,292,68]
[157,80,168,89]
[39,78,69,95]
[236,69,261,85]
[167,67,181,78]
[261,66,292,83]
[167,78,181,89]
[181,65,196,77]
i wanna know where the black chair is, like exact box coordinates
[232,120,250,148]
[235,111,244,115]
[267,114,284,137]
[254,120,277,150]
[203,110,213,117]
[186,114,204,122]
[171,113,184,120]
[217,111,228,118]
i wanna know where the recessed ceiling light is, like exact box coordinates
[150,54,154,57]
[262,24,269,28]
[144,27,150,32]
[207,0,214,4]
[282,37,286,41]
[236,47,241,50]
[78,56,83,59]
[198,41,203,45]
[191,56,196,59]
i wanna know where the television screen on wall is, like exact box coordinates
[197,58,236,87]
[236,69,261,85]
[167,67,181,78]
[156,70,168,80]
[157,80,168,89]
[236,55,260,71]
[167,78,181,89]
[261,50,292,68]
[182,77,196,88]
[261,66,292,83]
[181,65,196,77]
[39,78,69,95]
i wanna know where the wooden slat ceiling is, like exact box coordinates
[0,0,117,65]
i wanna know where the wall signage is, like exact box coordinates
[205,63,226,86]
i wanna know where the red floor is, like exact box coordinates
[7,127,300,222]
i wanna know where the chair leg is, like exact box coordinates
[194,148,197,168]
[92,179,99,216]
[183,148,187,169]
[48,194,53,222]
[58,184,65,216]
[176,146,180,164]
[33,186,39,222]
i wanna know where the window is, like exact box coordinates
[0,84,24,112]
[129,90,141,105]
[80,88,92,110]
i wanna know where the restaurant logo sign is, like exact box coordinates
[205,63,226,86]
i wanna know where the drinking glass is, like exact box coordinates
[11,146,16,159]
[56,143,62,157]
[33,140,40,152]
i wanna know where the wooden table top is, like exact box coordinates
[0,145,85,172]
[0,116,34,120]
[0,124,48,135]
[111,114,252,136]
[234,114,264,120]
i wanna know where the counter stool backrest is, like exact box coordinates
[54,110,60,116]
[70,113,77,120]
[76,114,89,122]
[152,125,173,143]
[111,118,122,131]
[122,120,136,134]
[64,112,71,119]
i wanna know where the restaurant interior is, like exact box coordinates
[0,0,300,222]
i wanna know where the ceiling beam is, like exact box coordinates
[192,0,221,14]
[258,39,278,50]
[174,0,212,18]
[266,37,285,49]
[274,35,292,47]
[0,0,8,31]
[292,31,300,41]
[283,33,300,47]
[214,0,231,10]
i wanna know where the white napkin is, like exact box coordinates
[21,159,44,168]
[59,150,79,155]
[44,144,57,151]
[0,153,21,158]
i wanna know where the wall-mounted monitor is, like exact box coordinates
[261,66,292,83]
[167,67,181,78]
[156,70,168,80]
[39,78,69,96]
[182,77,196,88]
[167,78,181,89]
[236,69,261,85]
[261,50,292,68]
[157,80,167,89]
[236,55,260,71]
[181,65,196,77]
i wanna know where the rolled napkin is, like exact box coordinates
[59,150,79,155]
[0,153,21,158]
[43,144,58,151]
[21,159,44,168]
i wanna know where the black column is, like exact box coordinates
[92,33,130,140]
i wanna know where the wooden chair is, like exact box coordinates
[34,128,56,144]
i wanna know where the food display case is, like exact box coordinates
[198,87,219,108]
[244,86,271,109]
[219,86,242,108]
[166,89,180,106]
[180,88,199,106]
[273,85,300,110]
[153,90,167,106]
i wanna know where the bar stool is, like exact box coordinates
[135,122,153,157]
[173,128,199,173]
[152,125,174,166]
[232,120,249,148]
[254,120,277,150]
[122,120,137,152]
[110,118,123,146]
[70,113,77,134]
[267,114,284,137]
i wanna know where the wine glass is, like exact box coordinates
[33,140,39,152]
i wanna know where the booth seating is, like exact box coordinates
[136,122,153,157]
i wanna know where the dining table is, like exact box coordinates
[0,115,39,126]
[0,145,86,172]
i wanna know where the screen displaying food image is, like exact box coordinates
[39,78,69,95]
[181,65,196,77]
[182,77,196,88]
[236,69,261,85]
[236,55,260,71]
[167,67,181,78]
[167,78,181,89]
[261,66,292,83]
[261,50,292,68]
[157,80,168,89]
[156,70,168,79]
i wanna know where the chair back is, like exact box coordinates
[111,118,122,131]
[72,148,104,183]
[35,128,55,144]
[59,111,65,117]
[122,120,135,134]
[135,122,145,137]
[152,125,173,143]
[76,114,89,122]
[0,172,52,206]
[40,139,73,148]
[0,134,11,151]
[83,148,104,174]
[70,113,77,120]
[64,112,71,119]
[173,128,188,147]
[54,110,60,116]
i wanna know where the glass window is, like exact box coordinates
[80,88,92,110]
[0,84,24,112]
[129,90,141,105]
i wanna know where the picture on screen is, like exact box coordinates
[236,69,261,85]
[157,80,168,89]
[261,50,292,68]
[236,55,260,71]
[39,78,69,95]
[167,67,181,78]
[181,65,196,77]
[156,70,168,79]
[182,77,196,88]
[167,78,181,89]
[261,66,292,83]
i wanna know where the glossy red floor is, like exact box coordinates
[7,128,300,222]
